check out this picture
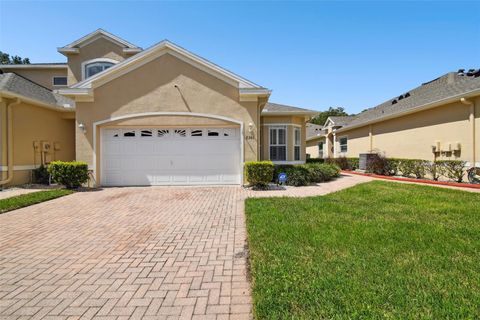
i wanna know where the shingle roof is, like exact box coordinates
[327,116,355,126]
[262,102,318,115]
[0,63,67,69]
[341,70,480,129]
[0,62,66,66]
[0,73,74,110]
[306,123,325,140]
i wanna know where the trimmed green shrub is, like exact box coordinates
[326,157,348,170]
[398,159,416,177]
[386,158,401,176]
[305,163,340,182]
[437,160,466,183]
[285,166,311,186]
[412,160,428,179]
[326,157,359,170]
[366,154,390,175]
[33,165,50,184]
[306,158,325,164]
[426,161,440,181]
[245,161,274,189]
[48,161,89,189]
[347,158,359,170]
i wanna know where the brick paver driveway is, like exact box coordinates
[0,187,251,319]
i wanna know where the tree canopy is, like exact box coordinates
[309,106,349,126]
[0,51,31,65]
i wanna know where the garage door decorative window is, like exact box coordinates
[158,129,169,137]
[174,129,187,137]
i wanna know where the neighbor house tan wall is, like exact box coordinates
[66,37,132,85]
[260,115,306,162]
[2,68,68,90]
[74,53,262,183]
[1,101,75,186]
[306,136,326,158]
[336,96,480,165]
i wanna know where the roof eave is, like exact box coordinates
[0,90,75,112]
[262,111,318,116]
[0,64,67,69]
[336,88,480,133]
[71,40,267,92]
[55,88,94,102]
[123,48,142,54]
[57,47,80,55]
[306,134,327,141]
[239,88,271,101]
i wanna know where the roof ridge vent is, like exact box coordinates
[466,69,480,77]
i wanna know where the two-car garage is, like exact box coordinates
[100,126,242,186]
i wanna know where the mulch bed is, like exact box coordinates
[343,170,480,190]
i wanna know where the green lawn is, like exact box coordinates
[0,189,74,214]
[245,181,480,319]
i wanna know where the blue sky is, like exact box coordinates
[0,1,478,114]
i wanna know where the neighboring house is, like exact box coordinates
[305,123,325,158]
[307,70,480,167]
[1,29,317,187]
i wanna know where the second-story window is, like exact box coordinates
[84,61,114,79]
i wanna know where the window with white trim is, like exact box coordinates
[318,141,324,157]
[269,126,286,161]
[294,127,301,161]
[339,137,348,153]
[52,76,67,86]
[84,61,114,79]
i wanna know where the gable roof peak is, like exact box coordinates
[58,29,141,55]
[69,38,268,92]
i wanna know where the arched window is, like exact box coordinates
[84,61,114,79]
[81,58,118,79]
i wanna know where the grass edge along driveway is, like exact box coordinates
[0,189,73,214]
[245,181,480,319]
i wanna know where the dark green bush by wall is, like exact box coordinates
[48,161,89,189]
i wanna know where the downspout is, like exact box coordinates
[460,98,476,166]
[369,125,373,152]
[332,131,337,158]
[0,98,21,186]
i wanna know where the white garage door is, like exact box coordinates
[101,127,241,186]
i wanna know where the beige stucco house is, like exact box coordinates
[307,70,480,167]
[1,29,317,187]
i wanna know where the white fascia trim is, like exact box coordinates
[57,47,79,54]
[81,58,120,81]
[262,111,318,116]
[0,64,67,69]
[123,48,142,54]
[306,134,327,142]
[56,88,92,96]
[239,88,272,95]
[323,117,335,127]
[59,29,140,50]
[262,123,302,127]
[336,88,480,133]
[239,88,272,102]
[72,40,265,90]
[92,112,245,186]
